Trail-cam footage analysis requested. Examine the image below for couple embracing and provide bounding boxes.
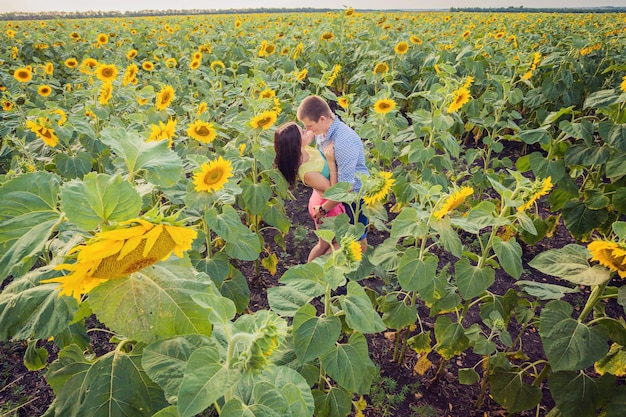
[274,95,369,262]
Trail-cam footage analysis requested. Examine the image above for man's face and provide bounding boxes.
[299,116,325,136]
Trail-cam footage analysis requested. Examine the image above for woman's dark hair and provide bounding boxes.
[274,122,302,188]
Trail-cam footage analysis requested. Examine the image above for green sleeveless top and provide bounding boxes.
[298,146,330,186]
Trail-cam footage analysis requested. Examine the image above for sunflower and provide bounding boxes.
[259,88,276,99]
[588,240,626,279]
[320,31,334,41]
[373,62,389,75]
[142,61,155,71]
[65,58,78,68]
[165,58,177,68]
[79,58,98,75]
[337,96,349,109]
[96,33,108,45]
[155,84,175,111]
[394,41,409,55]
[98,81,113,105]
[341,236,363,263]
[14,67,32,83]
[190,59,201,70]
[69,31,81,40]
[2,100,14,111]
[410,35,423,45]
[250,110,278,130]
[123,63,139,86]
[197,102,207,115]
[44,62,54,75]
[363,171,395,206]
[147,118,177,145]
[620,76,626,93]
[446,87,471,113]
[42,217,197,301]
[51,109,67,126]
[193,156,234,193]
[462,75,475,89]
[462,30,471,39]
[295,68,308,82]
[326,64,341,87]
[373,98,396,115]
[517,177,553,212]
[127,49,138,59]
[293,42,303,59]
[433,186,474,219]
[38,85,52,97]
[210,60,225,72]
[25,117,59,147]
[94,63,117,82]
[192,51,203,61]
[187,120,217,143]
[345,8,354,15]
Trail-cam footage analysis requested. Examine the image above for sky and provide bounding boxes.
[1,0,625,13]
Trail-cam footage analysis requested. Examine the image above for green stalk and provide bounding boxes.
[577,280,609,323]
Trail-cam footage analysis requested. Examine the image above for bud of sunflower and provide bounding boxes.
[231,311,287,372]
[340,235,363,266]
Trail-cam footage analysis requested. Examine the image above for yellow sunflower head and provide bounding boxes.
[41,217,197,301]
[394,41,409,55]
[210,60,225,72]
[155,85,175,111]
[38,85,52,97]
[446,87,471,113]
[620,76,626,93]
[127,49,138,59]
[14,67,32,83]
[193,156,234,193]
[320,32,334,41]
[187,120,217,144]
[65,58,78,68]
[337,96,349,109]
[25,117,59,147]
[588,240,626,279]
[296,68,308,82]
[96,63,118,82]
[250,110,278,130]
[374,98,396,115]
[433,186,474,219]
[373,62,389,75]
[363,171,395,206]
[96,33,108,45]
[341,235,363,263]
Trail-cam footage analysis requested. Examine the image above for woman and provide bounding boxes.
[274,121,345,262]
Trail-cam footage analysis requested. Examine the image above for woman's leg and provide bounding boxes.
[307,238,330,262]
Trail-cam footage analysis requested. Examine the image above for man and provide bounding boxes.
[296,95,369,250]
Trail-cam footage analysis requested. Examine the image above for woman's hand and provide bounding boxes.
[324,142,335,162]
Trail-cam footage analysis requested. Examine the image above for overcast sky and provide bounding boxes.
[1,0,625,13]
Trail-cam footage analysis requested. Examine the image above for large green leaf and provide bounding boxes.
[564,143,610,166]
[515,280,579,300]
[46,344,168,417]
[562,201,608,239]
[60,172,142,230]
[492,237,523,279]
[549,371,615,417]
[606,385,626,417]
[312,387,352,417]
[240,179,272,216]
[528,244,611,286]
[142,335,216,404]
[88,262,214,343]
[292,304,341,363]
[255,366,315,417]
[55,152,93,179]
[268,264,325,317]
[518,127,551,145]
[177,346,241,417]
[261,199,291,234]
[397,248,438,292]
[99,127,183,187]
[454,258,495,299]
[0,272,77,340]
[320,332,377,394]
[0,172,62,281]
[539,300,609,372]
[390,207,427,238]
[205,206,262,261]
[489,368,542,413]
[434,315,470,360]
[339,281,386,334]
[379,293,418,330]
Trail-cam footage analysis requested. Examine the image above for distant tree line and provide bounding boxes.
[2,6,626,21]
[0,7,335,21]
[451,6,626,13]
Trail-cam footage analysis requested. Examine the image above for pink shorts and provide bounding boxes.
[308,190,345,225]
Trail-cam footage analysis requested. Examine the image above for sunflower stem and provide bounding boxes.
[577,280,609,323]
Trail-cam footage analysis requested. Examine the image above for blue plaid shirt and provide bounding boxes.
[316,117,369,193]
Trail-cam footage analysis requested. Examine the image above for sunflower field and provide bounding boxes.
[1,9,626,417]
